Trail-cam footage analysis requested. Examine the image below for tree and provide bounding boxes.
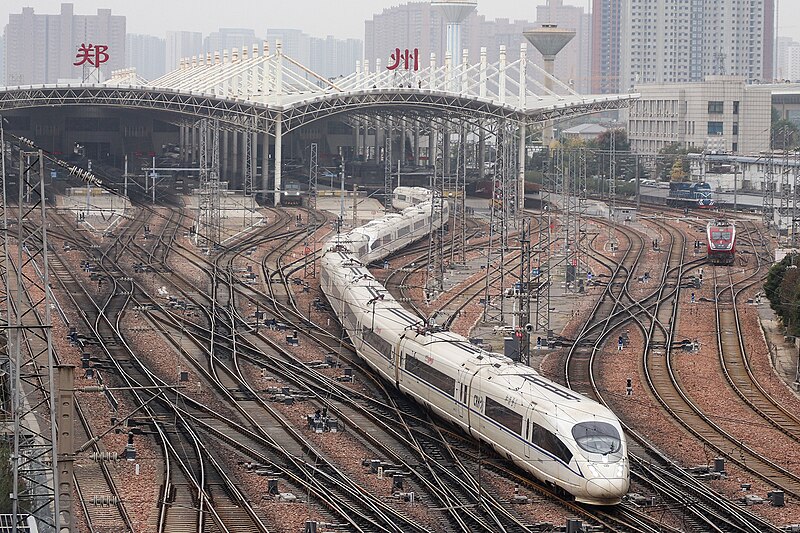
[765,255,800,336]
[670,158,687,181]
[585,129,636,180]
[771,106,800,150]
[657,143,691,182]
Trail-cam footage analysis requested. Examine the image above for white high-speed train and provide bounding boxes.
[392,186,433,210]
[320,188,629,505]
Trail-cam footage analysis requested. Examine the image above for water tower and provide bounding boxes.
[524,24,575,143]
[432,0,477,57]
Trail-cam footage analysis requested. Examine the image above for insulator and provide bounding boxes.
[91,495,120,506]
[90,451,119,462]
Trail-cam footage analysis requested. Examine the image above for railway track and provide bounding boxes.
[561,212,783,532]
[37,192,792,531]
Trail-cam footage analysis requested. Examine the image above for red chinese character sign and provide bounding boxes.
[387,48,419,71]
[74,43,109,82]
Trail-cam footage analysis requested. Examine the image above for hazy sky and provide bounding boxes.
[1,0,798,42]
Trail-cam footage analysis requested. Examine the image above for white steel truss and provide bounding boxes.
[0,42,636,136]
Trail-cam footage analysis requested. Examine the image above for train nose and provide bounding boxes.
[586,477,629,500]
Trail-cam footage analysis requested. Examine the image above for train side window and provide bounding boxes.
[532,423,573,464]
[405,355,456,395]
[485,396,522,434]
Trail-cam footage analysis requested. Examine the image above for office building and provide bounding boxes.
[627,77,772,155]
[5,3,125,85]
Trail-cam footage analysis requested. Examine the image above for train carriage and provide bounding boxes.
[706,220,735,265]
[393,186,432,210]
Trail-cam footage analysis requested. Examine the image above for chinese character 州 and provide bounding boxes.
[74,44,110,67]
[387,48,419,71]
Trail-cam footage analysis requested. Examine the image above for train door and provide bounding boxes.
[523,403,537,459]
[457,369,470,421]
[395,348,404,388]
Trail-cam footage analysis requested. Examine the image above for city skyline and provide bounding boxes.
[2,0,798,43]
[0,1,592,41]
[1,0,796,88]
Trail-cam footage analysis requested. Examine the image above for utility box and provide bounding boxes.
[504,336,519,361]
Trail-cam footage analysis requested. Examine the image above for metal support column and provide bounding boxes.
[222,130,229,179]
[535,144,552,339]
[517,218,532,365]
[5,139,62,532]
[425,124,446,301]
[56,366,75,533]
[414,120,421,166]
[261,131,269,198]
[483,122,510,323]
[763,154,775,231]
[518,124,526,212]
[274,113,283,206]
[231,129,239,181]
[780,150,791,244]
[196,119,222,247]
[384,120,393,212]
[450,123,467,265]
[608,132,617,248]
[244,128,253,196]
[305,143,318,278]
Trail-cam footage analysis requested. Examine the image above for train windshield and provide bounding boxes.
[571,421,621,454]
[711,231,731,240]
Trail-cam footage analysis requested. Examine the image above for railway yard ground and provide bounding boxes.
[23,187,800,532]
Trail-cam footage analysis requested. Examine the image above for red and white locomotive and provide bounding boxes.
[706,220,736,265]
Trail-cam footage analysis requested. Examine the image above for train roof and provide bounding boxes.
[707,219,734,228]
[393,186,431,196]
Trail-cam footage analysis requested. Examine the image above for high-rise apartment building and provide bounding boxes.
[5,3,125,85]
[365,2,442,69]
[126,34,166,81]
[620,0,775,91]
[591,0,622,94]
[165,30,203,71]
